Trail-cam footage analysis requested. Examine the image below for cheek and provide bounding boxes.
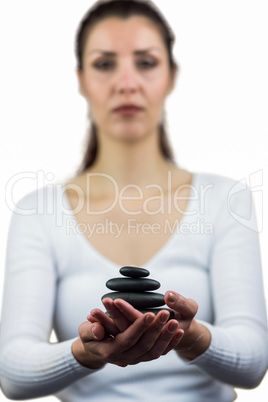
[88,86,104,105]
[146,75,170,107]
[85,89,107,121]
[83,75,107,103]
[149,85,169,113]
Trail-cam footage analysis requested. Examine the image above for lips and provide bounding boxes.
[113,104,143,112]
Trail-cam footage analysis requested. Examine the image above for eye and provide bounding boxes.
[137,58,158,69]
[93,60,114,70]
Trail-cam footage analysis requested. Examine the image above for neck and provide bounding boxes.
[87,130,174,189]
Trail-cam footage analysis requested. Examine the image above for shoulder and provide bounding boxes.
[193,171,251,201]
[192,171,254,222]
[11,184,65,216]
[193,171,239,190]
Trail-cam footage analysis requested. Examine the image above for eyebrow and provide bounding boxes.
[87,47,160,57]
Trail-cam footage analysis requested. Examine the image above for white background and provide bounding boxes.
[0,1,267,400]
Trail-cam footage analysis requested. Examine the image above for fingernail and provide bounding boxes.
[176,330,184,341]
[160,312,169,324]
[89,309,97,317]
[168,292,176,304]
[168,321,178,333]
[92,327,98,340]
[114,301,124,312]
[145,314,154,325]
[103,300,112,311]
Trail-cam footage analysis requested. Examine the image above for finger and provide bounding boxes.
[95,313,156,367]
[115,313,155,353]
[129,321,183,365]
[89,309,120,336]
[120,310,171,363]
[78,321,106,343]
[162,329,184,355]
[114,299,143,322]
[148,319,180,356]
[87,314,98,323]
[102,298,138,332]
[128,316,176,363]
[164,291,198,320]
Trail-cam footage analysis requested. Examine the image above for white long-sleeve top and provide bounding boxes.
[0,172,267,401]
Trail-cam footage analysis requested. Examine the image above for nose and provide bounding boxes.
[115,62,139,94]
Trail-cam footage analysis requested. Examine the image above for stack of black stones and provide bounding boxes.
[102,266,174,319]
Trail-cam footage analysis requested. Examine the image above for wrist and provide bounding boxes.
[72,337,106,370]
[180,324,205,352]
[176,319,200,347]
[175,321,211,360]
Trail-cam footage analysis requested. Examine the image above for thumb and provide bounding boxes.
[164,291,198,320]
[91,322,106,340]
[79,321,106,343]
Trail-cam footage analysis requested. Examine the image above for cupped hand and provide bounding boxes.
[89,291,198,337]
[96,291,200,350]
[74,298,184,369]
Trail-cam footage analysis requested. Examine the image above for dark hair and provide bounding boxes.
[75,0,178,174]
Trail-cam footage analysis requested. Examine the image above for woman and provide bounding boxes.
[0,1,267,401]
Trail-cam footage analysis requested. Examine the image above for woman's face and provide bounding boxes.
[77,16,176,143]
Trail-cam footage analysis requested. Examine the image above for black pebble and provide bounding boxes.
[101,291,165,308]
[106,278,160,292]
[120,266,149,278]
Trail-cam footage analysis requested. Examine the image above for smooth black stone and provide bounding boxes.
[120,266,149,278]
[138,308,175,320]
[106,278,160,292]
[101,292,165,308]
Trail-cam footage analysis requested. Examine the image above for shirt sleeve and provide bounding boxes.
[0,191,99,399]
[188,179,268,388]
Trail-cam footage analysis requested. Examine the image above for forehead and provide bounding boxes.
[84,16,166,54]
